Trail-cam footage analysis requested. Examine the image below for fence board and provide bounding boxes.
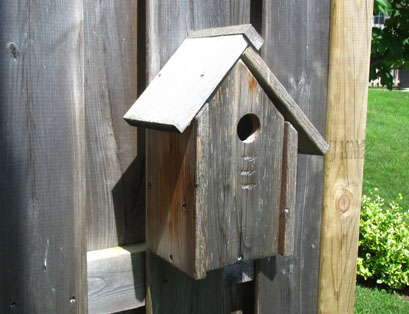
[0,1,87,313]
[145,1,252,313]
[255,1,330,313]
[84,0,145,251]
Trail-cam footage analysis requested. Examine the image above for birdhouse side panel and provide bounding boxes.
[146,126,198,277]
[198,60,285,271]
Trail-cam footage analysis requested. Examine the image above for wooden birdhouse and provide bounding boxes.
[124,25,328,280]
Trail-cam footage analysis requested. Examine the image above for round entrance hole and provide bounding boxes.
[237,113,260,143]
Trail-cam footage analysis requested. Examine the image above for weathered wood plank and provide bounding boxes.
[146,124,199,278]
[255,1,331,313]
[204,60,284,271]
[87,244,145,314]
[188,24,264,50]
[124,35,248,133]
[0,1,87,313]
[278,122,298,256]
[318,1,373,313]
[146,252,254,314]
[241,48,328,156]
[145,1,252,313]
[231,0,251,25]
[84,0,144,251]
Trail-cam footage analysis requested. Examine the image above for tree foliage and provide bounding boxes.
[371,0,409,89]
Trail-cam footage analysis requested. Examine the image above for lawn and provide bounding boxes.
[363,89,409,209]
[354,285,409,313]
[354,88,409,312]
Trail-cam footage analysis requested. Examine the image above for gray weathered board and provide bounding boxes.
[84,0,145,251]
[255,1,330,313]
[145,0,254,313]
[147,252,254,314]
[0,1,87,313]
[87,244,146,314]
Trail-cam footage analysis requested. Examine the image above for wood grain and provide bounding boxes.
[146,125,198,278]
[318,1,373,313]
[278,122,298,256]
[84,0,145,251]
[255,1,331,313]
[0,1,87,312]
[87,244,145,314]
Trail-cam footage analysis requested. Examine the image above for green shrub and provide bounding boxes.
[357,190,409,289]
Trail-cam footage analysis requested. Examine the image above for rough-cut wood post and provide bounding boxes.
[318,1,374,313]
[0,1,87,313]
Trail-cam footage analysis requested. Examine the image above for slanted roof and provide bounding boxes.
[123,33,252,133]
[124,25,328,155]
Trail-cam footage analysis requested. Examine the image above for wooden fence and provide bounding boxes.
[0,1,372,313]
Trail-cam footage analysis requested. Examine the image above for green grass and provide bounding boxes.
[354,285,409,313]
[363,89,409,209]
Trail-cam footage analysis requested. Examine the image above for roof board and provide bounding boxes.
[124,35,248,132]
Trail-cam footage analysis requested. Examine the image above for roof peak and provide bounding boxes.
[188,24,263,51]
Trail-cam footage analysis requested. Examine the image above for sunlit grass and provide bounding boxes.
[363,89,409,209]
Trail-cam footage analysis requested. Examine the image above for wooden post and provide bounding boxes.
[318,0,374,313]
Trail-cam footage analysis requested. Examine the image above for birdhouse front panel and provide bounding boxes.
[200,60,285,272]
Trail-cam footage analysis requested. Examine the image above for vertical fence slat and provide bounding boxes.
[84,0,144,251]
[318,1,373,312]
[0,1,87,312]
[255,1,330,313]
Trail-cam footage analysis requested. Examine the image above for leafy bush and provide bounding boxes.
[357,190,409,289]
